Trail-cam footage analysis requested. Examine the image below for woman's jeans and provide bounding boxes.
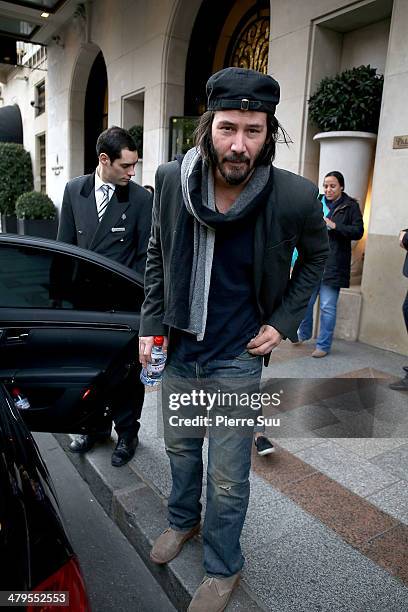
[161,350,263,578]
[298,283,340,352]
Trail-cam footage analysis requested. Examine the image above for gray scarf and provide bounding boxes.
[180,147,270,340]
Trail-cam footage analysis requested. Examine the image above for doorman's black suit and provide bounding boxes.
[58,173,153,439]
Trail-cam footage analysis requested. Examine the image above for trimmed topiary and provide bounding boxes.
[308,65,384,133]
[128,125,143,156]
[16,191,57,220]
[0,143,34,215]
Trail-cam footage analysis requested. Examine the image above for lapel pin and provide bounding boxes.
[122,213,126,220]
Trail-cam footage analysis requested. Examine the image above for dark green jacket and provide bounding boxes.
[140,161,329,352]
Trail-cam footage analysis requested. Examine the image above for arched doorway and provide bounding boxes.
[168,0,270,159]
[84,52,108,174]
[184,0,270,115]
[68,44,107,178]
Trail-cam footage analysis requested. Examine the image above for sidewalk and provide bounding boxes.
[57,339,408,612]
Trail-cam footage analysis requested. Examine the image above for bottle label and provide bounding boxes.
[148,362,165,375]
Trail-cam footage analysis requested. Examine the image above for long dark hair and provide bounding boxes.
[194,111,291,166]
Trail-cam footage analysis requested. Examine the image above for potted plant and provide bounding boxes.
[128,124,144,183]
[16,191,58,239]
[308,64,384,209]
[0,143,34,233]
[128,125,143,156]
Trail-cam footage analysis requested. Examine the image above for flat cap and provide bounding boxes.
[206,67,280,115]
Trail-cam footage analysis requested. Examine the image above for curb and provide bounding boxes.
[55,434,266,612]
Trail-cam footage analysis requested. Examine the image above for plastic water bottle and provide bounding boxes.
[11,387,31,410]
[140,336,167,386]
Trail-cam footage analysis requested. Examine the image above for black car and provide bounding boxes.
[0,383,89,609]
[0,234,145,607]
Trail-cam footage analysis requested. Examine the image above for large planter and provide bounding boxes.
[17,218,58,239]
[314,131,377,287]
[313,131,377,213]
[133,159,143,185]
[1,214,18,233]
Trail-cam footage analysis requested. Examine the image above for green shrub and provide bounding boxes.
[308,65,384,133]
[128,125,143,156]
[16,191,56,220]
[0,143,34,215]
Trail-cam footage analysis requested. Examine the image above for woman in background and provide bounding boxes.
[297,170,364,357]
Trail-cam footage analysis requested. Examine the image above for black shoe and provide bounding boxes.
[389,377,408,391]
[254,436,275,456]
[111,436,138,467]
[69,434,105,454]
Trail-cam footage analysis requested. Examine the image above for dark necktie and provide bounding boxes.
[98,184,111,221]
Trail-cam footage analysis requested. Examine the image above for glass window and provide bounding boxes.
[168,116,199,160]
[0,16,37,38]
[35,81,45,117]
[37,134,46,193]
[0,244,144,313]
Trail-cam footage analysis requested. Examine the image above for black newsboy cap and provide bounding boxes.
[206,67,280,115]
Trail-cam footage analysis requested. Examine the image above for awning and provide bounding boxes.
[0,104,23,144]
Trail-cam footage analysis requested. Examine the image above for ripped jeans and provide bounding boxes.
[161,350,263,577]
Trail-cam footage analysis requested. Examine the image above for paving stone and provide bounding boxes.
[132,391,172,498]
[281,472,398,547]
[367,481,408,525]
[271,437,325,453]
[333,438,408,459]
[251,443,317,489]
[243,521,408,612]
[242,472,317,551]
[369,443,408,480]
[55,433,145,514]
[295,440,400,497]
[361,523,408,584]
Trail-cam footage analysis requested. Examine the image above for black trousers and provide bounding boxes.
[403,290,408,333]
[109,363,145,440]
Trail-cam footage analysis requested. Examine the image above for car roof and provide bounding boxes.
[0,234,144,287]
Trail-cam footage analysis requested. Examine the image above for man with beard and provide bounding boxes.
[139,67,329,611]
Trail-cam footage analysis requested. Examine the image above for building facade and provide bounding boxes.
[1,0,407,355]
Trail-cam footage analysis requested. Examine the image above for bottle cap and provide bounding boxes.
[153,336,164,346]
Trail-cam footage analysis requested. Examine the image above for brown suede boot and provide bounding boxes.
[150,525,200,564]
[312,348,328,358]
[187,573,240,612]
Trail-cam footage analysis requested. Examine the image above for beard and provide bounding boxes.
[209,141,256,185]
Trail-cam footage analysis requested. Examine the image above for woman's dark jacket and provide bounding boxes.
[322,193,364,288]
[403,229,408,278]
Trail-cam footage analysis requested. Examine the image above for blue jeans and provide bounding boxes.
[161,350,263,577]
[298,283,340,352]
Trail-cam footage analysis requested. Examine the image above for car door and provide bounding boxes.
[0,234,145,434]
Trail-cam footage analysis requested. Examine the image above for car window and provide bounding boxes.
[0,244,144,312]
